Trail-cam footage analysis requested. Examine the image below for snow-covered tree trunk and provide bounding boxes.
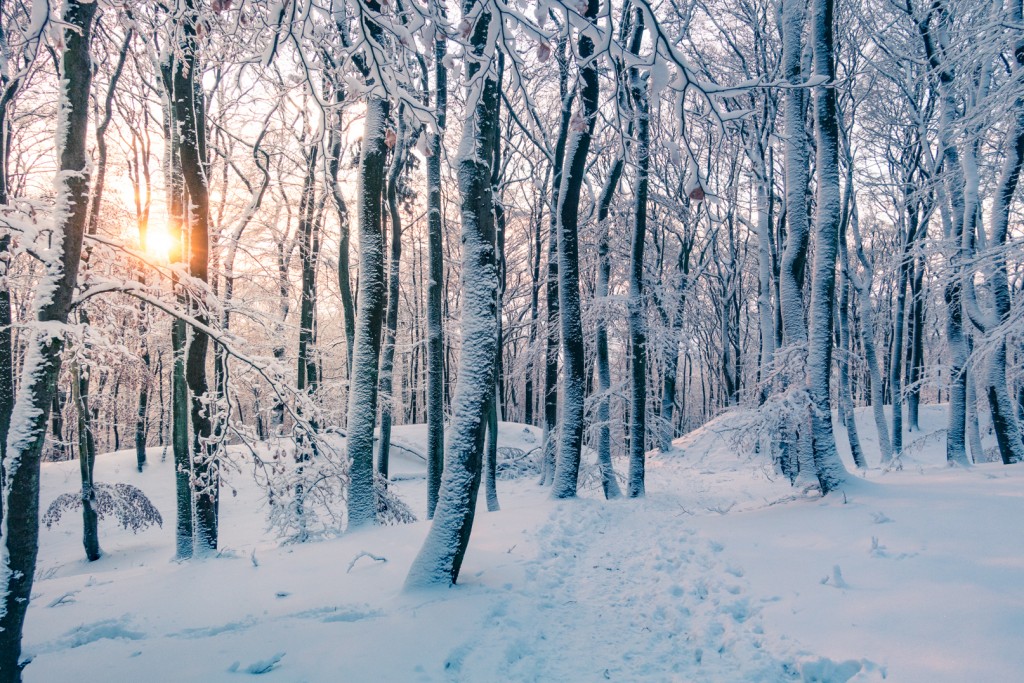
[626,41,651,498]
[345,92,389,528]
[377,116,408,480]
[552,0,600,499]
[920,5,969,467]
[405,0,498,587]
[806,0,846,493]
[838,275,865,468]
[424,15,448,519]
[778,0,816,485]
[753,155,776,397]
[907,253,926,431]
[837,175,866,469]
[540,32,571,487]
[779,0,810,349]
[889,204,920,458]
[0,0,97,676]
[969,2,1024,464]
[172,0,217,552]
[595,155,624,497]
[485,55,507,513]
[658,241,691,453]
[966,352,983,463]
[297,144,321,396]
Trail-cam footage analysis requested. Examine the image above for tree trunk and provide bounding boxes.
[552,0,600,499]
[406,1,498,587]
[626,39,651,498]
[71,359,101,561]
[346,92,389,528]
[594,154,624,497]
[378,116,408,480]
[424,18,448,518]
[919,5,969,466]
[907,252,925,431]
[172,3,217,552]
[806,0,846,493]
[540,32,571,487]
[0,1,97,676]
[779,0,816,485]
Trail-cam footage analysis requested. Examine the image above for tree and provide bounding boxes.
[406,0,499,588]
[551,0,601,499]
[0,0,98,676]
[805,0,847,492]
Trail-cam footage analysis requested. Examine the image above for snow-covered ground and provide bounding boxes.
[23,409,1024,682]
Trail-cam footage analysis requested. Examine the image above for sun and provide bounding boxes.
[143,223,174,262]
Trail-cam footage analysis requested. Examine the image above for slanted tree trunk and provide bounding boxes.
[0,1,97,676]
[806,0,847,492]
[405,0,498,587]
[424,14,448,518]
[552,0,600,499]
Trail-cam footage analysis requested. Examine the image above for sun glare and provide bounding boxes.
[144,224,174,262]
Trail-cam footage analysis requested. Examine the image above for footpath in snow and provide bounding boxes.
[22,410,1024,682]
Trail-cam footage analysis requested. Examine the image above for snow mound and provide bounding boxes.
[649,408,798,513]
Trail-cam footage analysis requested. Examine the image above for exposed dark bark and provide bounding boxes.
[626,11,650,498]
[377,116,408,480]
[0,1,97,676]
[346,88,390,527]
[172,0,217,552]
[71,359,101,561]
[405,0,498,587]
[424,19,448,519]
[595,156,624,498]
[552,0,600,499]
[540,30,571,487]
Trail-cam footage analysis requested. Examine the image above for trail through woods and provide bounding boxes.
[20,412,1024,682]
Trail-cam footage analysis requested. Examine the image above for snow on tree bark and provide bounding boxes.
[627,31,651,498]
[405,0,498,588]
[540,32,571,487]
[346,93,389,529]
[425,14,448,519]
[552,0,600,499]
[0,0,97,677]
[172,0,217,552]
[806,0,846,493]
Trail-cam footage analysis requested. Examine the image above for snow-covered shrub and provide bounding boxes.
[261,436,416,543]
[495,446,542,480]
[374,476,417,525]
[43,483,163,533]
[725,386,814,481]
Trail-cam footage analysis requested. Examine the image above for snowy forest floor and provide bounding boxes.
[23,407,1024,682]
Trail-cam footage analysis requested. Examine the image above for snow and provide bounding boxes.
[22,408,1024,681]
